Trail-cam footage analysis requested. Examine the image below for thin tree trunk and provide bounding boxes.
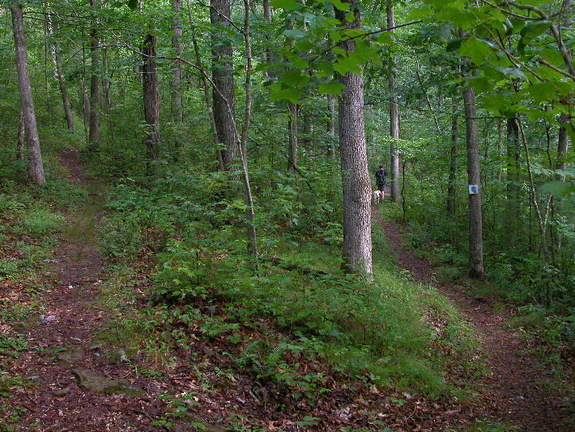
[211,0,237,171]
[262,0,273,72]
[327,94,336,157]
[88,0,100,151]
[172,0,184,123]
[336,0,372,275]
[303,110,313,152]
[189,16,220,168]
[17,109,25,160]
[102,48,111,115]
[447,111,458,218]
[463,86,484,279]
[11,1,45,186]
[142,34,161,165]
[46,10,75,131]
[287,102,298,172]
[240,0,258,263]
[505,114,521,239]
[387,2,400,202]
[557,115,570,181]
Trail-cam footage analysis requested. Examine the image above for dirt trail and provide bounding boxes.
[6,151,169,431]
[373,209,571,432]
[3,151,572,431]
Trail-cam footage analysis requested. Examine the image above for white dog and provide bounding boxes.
[372,190,384,204]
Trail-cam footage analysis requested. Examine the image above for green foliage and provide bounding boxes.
[20,209,65,236]
[0,335,28,358]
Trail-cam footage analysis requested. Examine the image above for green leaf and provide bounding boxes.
[325,0,350,11]
[375,32,393,45]
[270,0,301,10]
[492,66,527,80]
[270,85,302,103]
[280,69,310,87]
[460,37,496,65]
[405,5,432,21]
[446,37,466,52]
[539,181,575,197]
[334,55,362,75]
[127,0,138,9]
[318,80,346,95]
[284,29,307,38]
[520,20,551,40]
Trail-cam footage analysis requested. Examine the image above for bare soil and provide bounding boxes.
[1,153,573,431]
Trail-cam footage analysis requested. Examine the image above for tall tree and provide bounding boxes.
[287,102,298,172]
[171,0,184,123]
[46,8,75,131]
[463,85,484,279]
[387,1,400,202]
[327,94,336,157]
[11,1,45,186]
[88,0,101,151]
[142,34,160,164]
[211,0,238,171]
[336,0,372,274]
[239,0,258,262]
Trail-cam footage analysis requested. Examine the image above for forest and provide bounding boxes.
[1,0,574,431]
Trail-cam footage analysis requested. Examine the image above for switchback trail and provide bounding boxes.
[373,207,572,432]
[2,150,571,431]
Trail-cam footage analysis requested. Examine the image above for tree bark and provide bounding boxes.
[557,115,570,181]
[303,110,313,152]
[88,0,100,151]
[506,114,521,210]
[211,0,238,171]
[463,86,484,279]
[327,94,336,157]
[11,1,45,186]
[239,0,259,263]
[172,0,184,123]
[142,34,161,164]
[17,109,25,160]
[387,2,401,202]
[46,10,75,131]
[287,103,298,172]
[336,0,372,275]
[447,110,458,218]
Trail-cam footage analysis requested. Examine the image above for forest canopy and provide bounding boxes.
[1,0,574,340]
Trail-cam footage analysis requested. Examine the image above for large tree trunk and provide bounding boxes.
[336,0,372,275]
[387,2,401,202]
[142,34,160,164]
[88,0,100,151]
[11,2,45,186]
[211,0,238,171]
[463,86,484,279]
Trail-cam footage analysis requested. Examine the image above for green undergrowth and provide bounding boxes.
[0,175,86,282]
[97,171,482,402]
[0,156,89,431]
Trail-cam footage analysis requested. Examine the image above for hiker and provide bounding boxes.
[375,165,387,192]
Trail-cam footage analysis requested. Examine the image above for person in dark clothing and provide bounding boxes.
[375,165,387,192]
